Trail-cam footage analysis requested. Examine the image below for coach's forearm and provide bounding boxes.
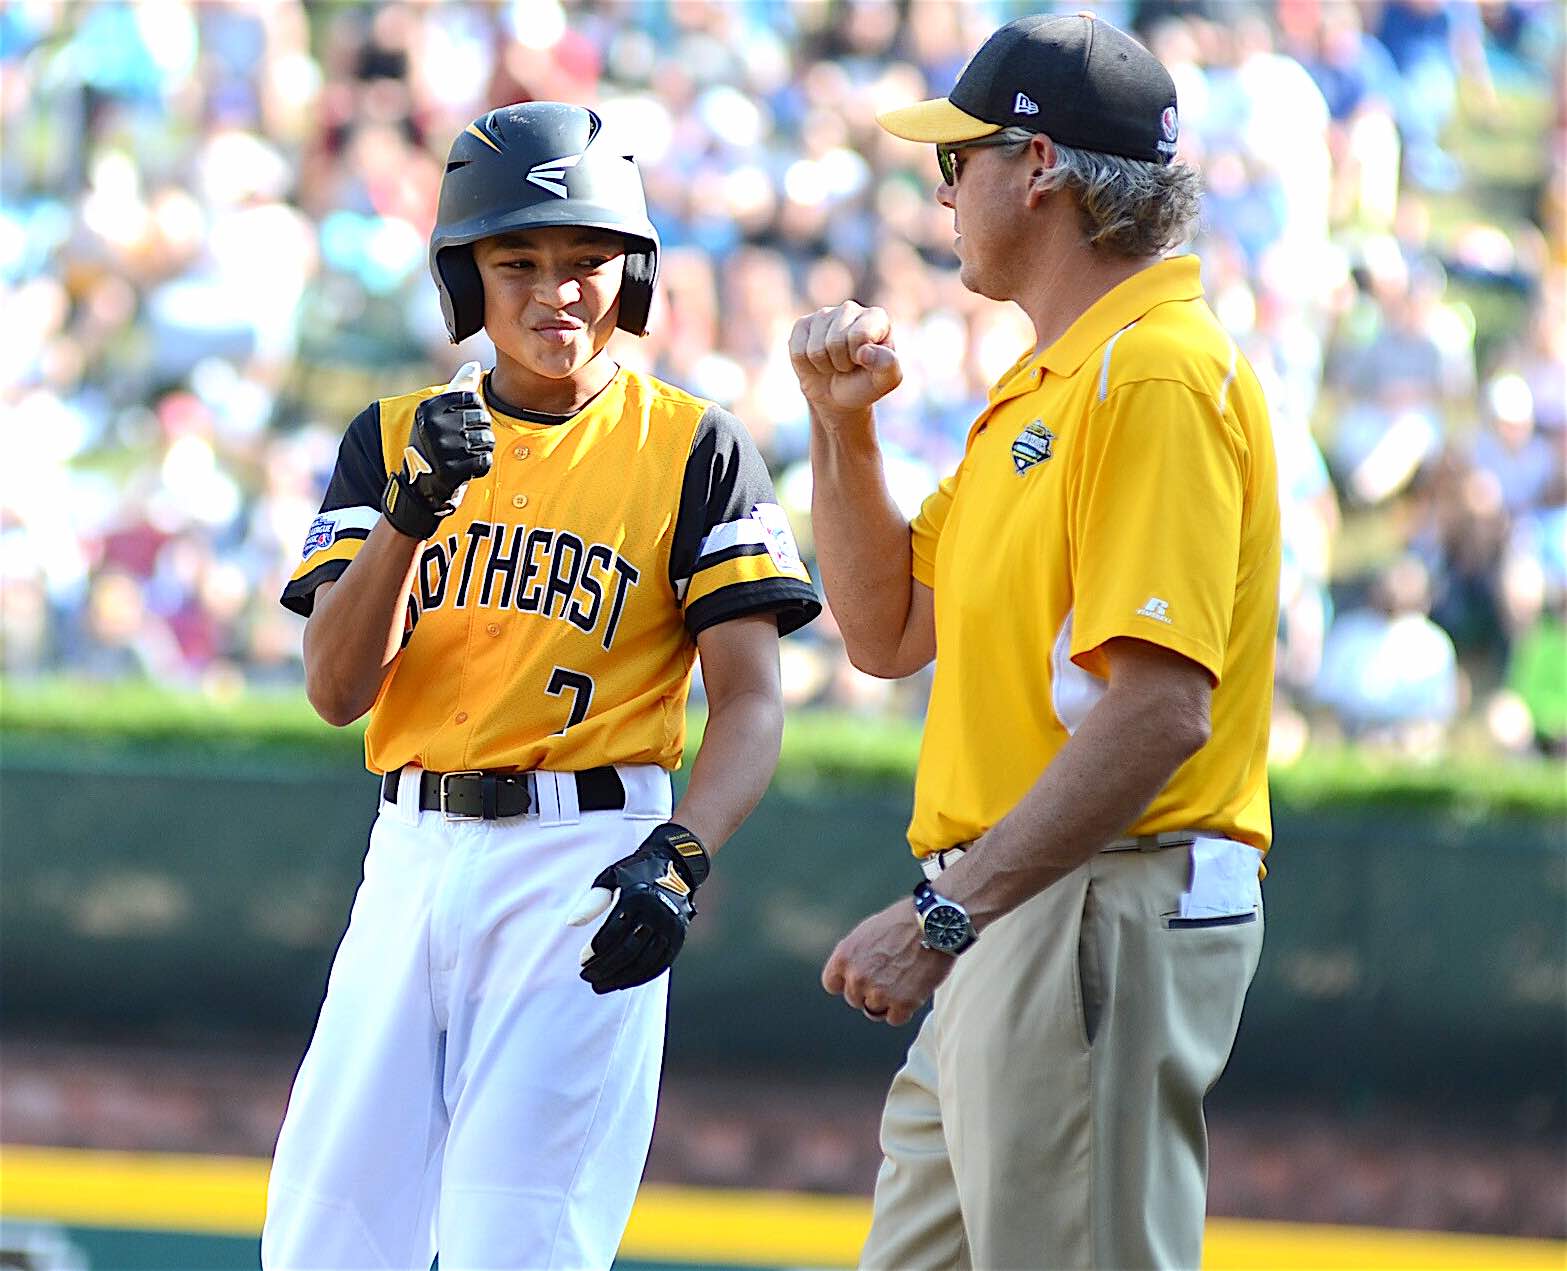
[809,409,917,675]
[935,687,1207,930]
[672,688,783,854]
[302,520,422,726]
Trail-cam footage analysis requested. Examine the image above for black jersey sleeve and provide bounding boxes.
[280,402,386,618]
[668,405,821,638]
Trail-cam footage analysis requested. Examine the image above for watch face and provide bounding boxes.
[921,903,972,953]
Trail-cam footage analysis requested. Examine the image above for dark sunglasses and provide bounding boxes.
[937,134,1020,186]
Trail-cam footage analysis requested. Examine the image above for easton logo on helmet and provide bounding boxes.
[526,153,583,197]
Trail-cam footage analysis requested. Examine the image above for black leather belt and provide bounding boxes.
[381,766,625,820]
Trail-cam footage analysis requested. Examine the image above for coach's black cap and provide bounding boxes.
[877,13,1179,165]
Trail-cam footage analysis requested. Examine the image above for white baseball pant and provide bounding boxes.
[263,764,674,1270]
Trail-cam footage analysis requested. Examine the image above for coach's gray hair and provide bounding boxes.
[992,127,1202,258]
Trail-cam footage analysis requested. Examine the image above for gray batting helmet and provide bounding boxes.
[429,102,661,343]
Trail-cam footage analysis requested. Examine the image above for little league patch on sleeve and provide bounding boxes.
[302,515,336,559]
[300,506,380,559]
[752,502,802,572]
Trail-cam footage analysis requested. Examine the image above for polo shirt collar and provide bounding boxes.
[1037,254,1204,379]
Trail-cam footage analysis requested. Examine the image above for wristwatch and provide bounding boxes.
[912,880,978,956]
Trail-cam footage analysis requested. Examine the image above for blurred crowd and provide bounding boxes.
[2,0,1563,759]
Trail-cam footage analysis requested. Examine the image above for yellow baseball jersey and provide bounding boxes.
[908,255,1280,856]
[283,367,820,774]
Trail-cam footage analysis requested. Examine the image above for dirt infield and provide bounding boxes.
[1,1038,1561,1240]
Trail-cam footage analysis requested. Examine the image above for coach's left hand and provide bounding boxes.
[823,899,954,1026]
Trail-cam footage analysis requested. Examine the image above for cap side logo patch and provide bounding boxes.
[1014,92,1039,116]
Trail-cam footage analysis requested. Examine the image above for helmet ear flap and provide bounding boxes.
[616,247,659,336]
[438,239,659,341]
[435,245,485,344]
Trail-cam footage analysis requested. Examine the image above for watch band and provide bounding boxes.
[912,879,942,919]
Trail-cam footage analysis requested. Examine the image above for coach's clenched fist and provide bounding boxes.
[788,302,904,418]
[381,360,495,540]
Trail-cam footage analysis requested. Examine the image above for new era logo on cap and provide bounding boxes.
[1014,92,1039,116]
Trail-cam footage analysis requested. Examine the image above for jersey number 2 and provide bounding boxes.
[546,667,595,735]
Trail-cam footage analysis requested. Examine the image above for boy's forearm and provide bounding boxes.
[671,688,785,853]
[302,520,421,726]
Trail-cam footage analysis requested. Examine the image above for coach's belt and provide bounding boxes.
[381,767,626,821]
[920,831,1199,880]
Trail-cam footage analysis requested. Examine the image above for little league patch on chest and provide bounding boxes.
[1012,420,1055,474]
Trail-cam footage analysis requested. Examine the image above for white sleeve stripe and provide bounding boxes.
[1217,339,1238,417]
[322,506,382,534]
[697,519,768,557]
[1098,323,1137,402]
[301,505,381,559]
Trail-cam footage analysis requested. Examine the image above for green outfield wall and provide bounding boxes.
[2,730,1562,1114]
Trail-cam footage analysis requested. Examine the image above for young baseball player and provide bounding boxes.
[264,102,819,1270]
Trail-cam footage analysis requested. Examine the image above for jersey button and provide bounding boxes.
[513,445,530,460]
[512,493,528,508]
[455,711,469,724]
[485,623,500,637]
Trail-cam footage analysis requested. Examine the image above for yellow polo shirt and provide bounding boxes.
[907,255,1280,856]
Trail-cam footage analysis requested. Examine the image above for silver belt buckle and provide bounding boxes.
[439,770,484,821]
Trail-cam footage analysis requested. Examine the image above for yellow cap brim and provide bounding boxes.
[875,98,1001,143]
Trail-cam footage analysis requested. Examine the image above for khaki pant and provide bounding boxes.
[860,844,1263,1271]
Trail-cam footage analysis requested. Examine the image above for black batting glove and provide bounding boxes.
[567,823,711,994]
[381,361,495,540]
